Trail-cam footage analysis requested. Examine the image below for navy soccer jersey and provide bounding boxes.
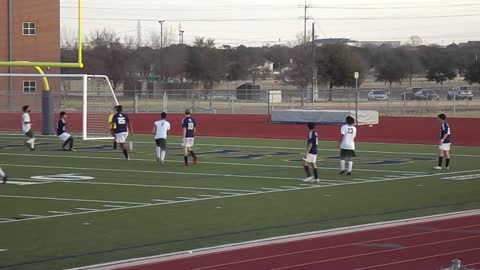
[57,119,66,136]
[307,130,318,155]
[440,121,451,144]
[112,113,129,133]
[182,116,196,138]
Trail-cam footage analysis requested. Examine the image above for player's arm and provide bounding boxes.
[182,120,187,138]
[128,118,134,135]
[306,142,312,156]
[152,124,157,135]
[440,125,449,143]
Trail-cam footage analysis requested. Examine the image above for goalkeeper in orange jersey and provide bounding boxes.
[108,106,118,149]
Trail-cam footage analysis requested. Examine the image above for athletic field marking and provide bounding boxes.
[0,218,14,221]
[9,178,257,193]
[19,214,44,218]
[350,248,480,270]
[0,249,7,252]
[47,211,72,214]
[467,261,480,267]
[76,208,99,211]
[152,199,173,202]
[0,152,430,174]
[103,205,126,209]
[1,167,478,225]
[0,195,148,205]
[442,174,480,181]
[67,210,480,270]
[280,186,301,189]
[271,235,480,270]
[176,197,197,200]
[197,195,219,198]
[4,180,49,186]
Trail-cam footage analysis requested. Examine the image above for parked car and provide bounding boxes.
[447,86,473,100]
[367,89,389,101]
[414,89,440,100]
[401,87,423,100]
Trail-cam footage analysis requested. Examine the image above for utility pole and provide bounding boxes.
[298,1,312,45]
[136,19,142,48]
[158,20,165,48]
[179,30,184,45]
[312,22,317,104]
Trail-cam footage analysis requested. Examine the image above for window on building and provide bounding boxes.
[22,22,36,36]
[23,81,36,94]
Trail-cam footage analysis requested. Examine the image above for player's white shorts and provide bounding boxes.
[182,137,195,147]
[57,133,71,142]
[115,132,129,143]
[303,153,317,163]
[439,143,451,151]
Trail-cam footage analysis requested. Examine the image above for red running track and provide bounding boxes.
[110,214,480,270]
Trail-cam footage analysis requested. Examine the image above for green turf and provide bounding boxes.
[0,134,479,270]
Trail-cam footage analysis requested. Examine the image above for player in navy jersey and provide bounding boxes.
[57,111,75,151]
[182,109,197,166]
[303,123,319,182]
[434,113,451,170]
[111,105,133,160]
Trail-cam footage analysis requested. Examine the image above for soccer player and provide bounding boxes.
[303,123,319,182]
[434,113,451,170]
[111,105,133,160]
[153,112,171,164]
[0,167,7,184]
[21,105,35,150]
[182,109,197,166]
[57,111,75,151]
[108,106,118,150]
[339,116,357,176]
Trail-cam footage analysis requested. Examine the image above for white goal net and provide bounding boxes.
[0,73,119,140]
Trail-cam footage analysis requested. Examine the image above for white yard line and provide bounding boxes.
[9,177,258,193]
[76,208,99,211]
[19,214,44,218]
[47,211,72,214]
[176,197,198,200]
[0,195,148,205]
[0,152,435,174]
[0,167,478,225]
[103,205,126,209]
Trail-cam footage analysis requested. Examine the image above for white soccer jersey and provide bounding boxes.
[154,120,171,139]
[22,113,31,133]
[340,124,357,150]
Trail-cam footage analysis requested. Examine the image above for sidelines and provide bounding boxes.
[0,152,429,174]
[0,164,477,225]
[67,209,480,270]
[0,195,149,205]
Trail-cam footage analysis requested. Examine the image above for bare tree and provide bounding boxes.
[60,26,78,49]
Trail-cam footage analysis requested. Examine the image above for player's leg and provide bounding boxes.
[347,156,354,175]
[302,156,313,182]
[117,133,129,159]
[25,130,35,150]
[67,136,75,151]
[188,138,197,164]
[155,139,162,162]
[445,150,451,169]
[0,167,7,184]
[183,139,189,166]
[339,149,346,174]
[434,147,444,169]
[160,139,167,164]
[311,157,319,181]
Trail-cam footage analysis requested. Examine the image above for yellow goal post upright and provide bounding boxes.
[0,0,84,135]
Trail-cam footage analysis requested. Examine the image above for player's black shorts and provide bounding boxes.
[24,130,34,138]
[340,149,356,158]
[155,138,167,149]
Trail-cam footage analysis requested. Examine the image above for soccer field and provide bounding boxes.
[0,134,479,270]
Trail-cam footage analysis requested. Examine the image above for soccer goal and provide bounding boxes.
[0,73,119,140]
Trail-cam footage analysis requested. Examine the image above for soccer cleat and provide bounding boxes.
[445,166,450,170]
[433,166,442,170]
[193,159,198,165]
[302,176,314,182]
[314,179,321,183]
[347,172,352,176]
[2,175,7,184]
[339,170,346,175]
[69,148,77,152]
[184,163,189,167]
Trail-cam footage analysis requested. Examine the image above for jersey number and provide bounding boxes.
[347,128,354,134]
[117,117,126,125]
[187,123,194,130]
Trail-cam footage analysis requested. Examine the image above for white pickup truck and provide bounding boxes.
[447,86,474,100]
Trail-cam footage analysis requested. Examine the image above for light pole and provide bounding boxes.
[158,20,165,48]
[179,30,184,45]
[354,72,359,126]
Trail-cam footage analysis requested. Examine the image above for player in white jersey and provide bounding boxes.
[21,105,35,150]
[338,116,357,176]
[153,112,171,164]
[0,167,7,184]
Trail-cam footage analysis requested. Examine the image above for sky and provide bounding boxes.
[60,0,480,47]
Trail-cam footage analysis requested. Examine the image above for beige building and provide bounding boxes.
[0,0,60,111]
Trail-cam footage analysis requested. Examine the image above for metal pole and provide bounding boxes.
[158,20,165,48]
[355,78,359,126]
[7,0,13,111]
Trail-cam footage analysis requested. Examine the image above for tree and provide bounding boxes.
[226,63,247,81]
[464,62,480,84]
[426,63,456,86]
[316,44,367,101]
[375,49,409,87]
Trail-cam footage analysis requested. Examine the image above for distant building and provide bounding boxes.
[313,38,361,47]
[0,0,60,111]
[360,41,402,48]
[459,41,480,47]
